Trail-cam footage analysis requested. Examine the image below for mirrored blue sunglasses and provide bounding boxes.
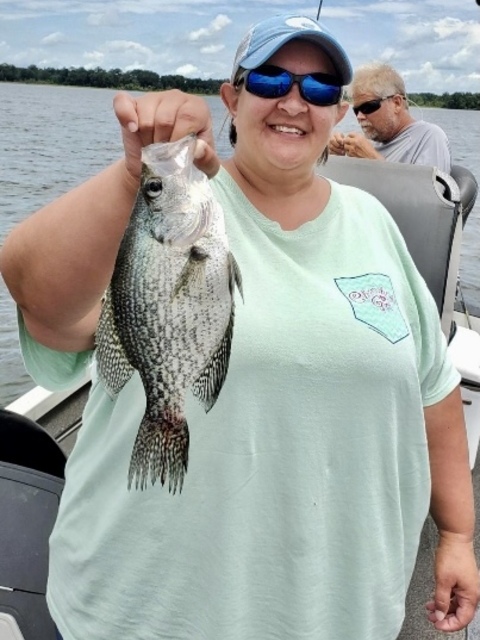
[236,65,342,107]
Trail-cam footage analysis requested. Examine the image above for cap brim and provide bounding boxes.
[240,30,352,85]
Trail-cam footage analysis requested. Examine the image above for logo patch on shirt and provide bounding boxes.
[335,273,410,344]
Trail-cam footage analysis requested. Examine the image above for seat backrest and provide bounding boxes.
[320,156,462,338]
[450,164,478,226]
[0,408,66,478]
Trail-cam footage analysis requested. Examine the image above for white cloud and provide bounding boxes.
[176,63,197,76]
[87,8,121,27]
[446,47,474,68]
[104,40,153,57]
[434,17,471,40]
[40,31,66,45]
[357,1,418,15]
[188,13,232,42]
[200,44,224,55]
[83,50,104,65]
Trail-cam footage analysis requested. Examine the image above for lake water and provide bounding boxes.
[0,82,479,407]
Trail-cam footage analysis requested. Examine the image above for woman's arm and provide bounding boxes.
[0,90,219,353]
[0,159,139,352]
[424,385,480,631]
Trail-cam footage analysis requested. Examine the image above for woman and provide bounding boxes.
[0,13,478,640]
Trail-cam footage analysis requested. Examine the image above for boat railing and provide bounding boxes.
[5,370,91,422]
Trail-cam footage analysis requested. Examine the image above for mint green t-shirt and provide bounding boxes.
[19,170,460,640]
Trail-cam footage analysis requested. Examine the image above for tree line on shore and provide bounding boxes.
[0,63,223,95]
[1,63,479,110]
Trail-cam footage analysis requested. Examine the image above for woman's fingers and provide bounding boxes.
[112,90,219,180]
[194,139,221,179]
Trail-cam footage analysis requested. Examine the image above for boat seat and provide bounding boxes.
[450,164,478,226]
[321,156,463,338]
[0,409,66,479]
[0,409,65,640]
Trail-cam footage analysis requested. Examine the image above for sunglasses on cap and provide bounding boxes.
[352,95,399,116]
[236,65,342,107]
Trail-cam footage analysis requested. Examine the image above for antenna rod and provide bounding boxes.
[316,0,324,20]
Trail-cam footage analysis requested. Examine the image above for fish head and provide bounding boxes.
[140,135,215,248]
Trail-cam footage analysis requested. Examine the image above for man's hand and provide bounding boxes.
[342,132,383,160]
[328,131,346,156]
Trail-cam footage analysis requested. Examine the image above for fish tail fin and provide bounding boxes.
[128,412,189,494]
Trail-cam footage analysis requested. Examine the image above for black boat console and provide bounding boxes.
[0,409,66,640]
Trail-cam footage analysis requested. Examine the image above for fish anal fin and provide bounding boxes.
[229,252,244,301]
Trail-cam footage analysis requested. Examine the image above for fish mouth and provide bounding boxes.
[270,124,306,136]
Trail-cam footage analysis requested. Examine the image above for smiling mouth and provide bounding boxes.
[270,124,305,136]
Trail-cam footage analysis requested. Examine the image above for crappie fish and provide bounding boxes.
[95,134,243,494]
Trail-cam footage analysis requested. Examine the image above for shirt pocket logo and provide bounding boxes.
[335,273,410,344]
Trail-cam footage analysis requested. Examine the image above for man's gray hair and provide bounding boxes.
[346,62,407,103]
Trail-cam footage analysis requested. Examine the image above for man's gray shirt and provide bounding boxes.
[374,121,451,173]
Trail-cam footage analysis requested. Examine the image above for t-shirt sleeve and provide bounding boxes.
[18,308,93,392]
[381,213,460,406]
[414,289,460,406]
[413,127,451,174]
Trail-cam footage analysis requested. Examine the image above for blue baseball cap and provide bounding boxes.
[231,14,352,86]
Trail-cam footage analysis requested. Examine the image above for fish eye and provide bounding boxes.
[144,178,163,199]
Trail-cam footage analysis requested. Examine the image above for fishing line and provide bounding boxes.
[405,96,424,121]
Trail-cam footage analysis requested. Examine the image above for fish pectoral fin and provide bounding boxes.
[229,251,244,301]
[191,306,235,413]
[171,245,209,300]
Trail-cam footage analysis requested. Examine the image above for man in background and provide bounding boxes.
[329,62,451,173]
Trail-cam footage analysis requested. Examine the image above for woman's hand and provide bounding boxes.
[113,90,220,182]
[425,533,480,632]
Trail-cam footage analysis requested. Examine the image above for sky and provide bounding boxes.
[0,0,479,94]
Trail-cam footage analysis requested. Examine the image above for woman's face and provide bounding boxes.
[222,39,348,173]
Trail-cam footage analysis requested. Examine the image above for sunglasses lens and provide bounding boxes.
[354,99,382,116]
[245,66,341,106]
[246,68,292,99]
[302,75,341,106]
